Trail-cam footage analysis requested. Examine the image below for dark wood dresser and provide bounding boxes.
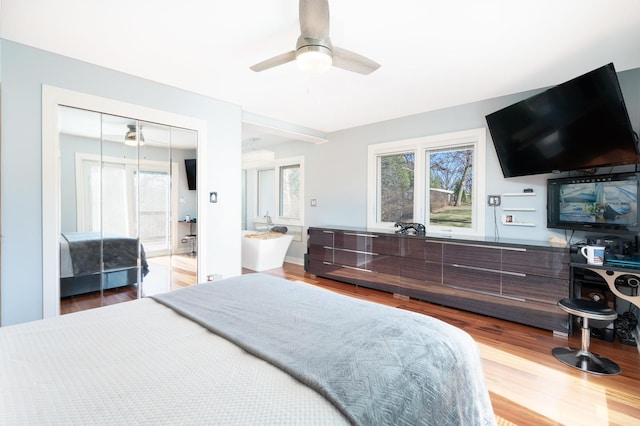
[307,226,570,334]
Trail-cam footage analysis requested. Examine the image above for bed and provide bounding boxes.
[0,273,496,425]
[59,232,149,297]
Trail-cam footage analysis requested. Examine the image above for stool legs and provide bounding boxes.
[552,317,621,375]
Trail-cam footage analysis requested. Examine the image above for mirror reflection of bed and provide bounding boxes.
[58,107,199,314]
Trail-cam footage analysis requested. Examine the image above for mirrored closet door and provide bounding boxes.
[58,107,198,314]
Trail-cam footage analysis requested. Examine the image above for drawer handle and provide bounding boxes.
[452,264,526,277]
[452,264,501,274]
[443,242,526,252]
[334,247,378,256]
[502,270,526,278]
[344,232,378,238]
[342,265,373,273]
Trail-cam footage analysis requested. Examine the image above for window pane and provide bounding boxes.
[100,162,129,235]
[428,146,473,228]
[258,169,276,217]
[379,153,414,222]
[84,160,101,232]
[138,170,170,250]
[280,164,300,218]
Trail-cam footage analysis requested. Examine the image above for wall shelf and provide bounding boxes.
[502,192,536,197]
[502,207,536,212]
[500,191,537,226]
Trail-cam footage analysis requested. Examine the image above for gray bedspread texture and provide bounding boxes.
[63,232,149,277]
[150,273,496,426]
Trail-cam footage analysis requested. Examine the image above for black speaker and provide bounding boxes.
[590,326,615,342]
[576,283,616,338]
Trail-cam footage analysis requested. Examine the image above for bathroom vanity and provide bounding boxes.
[307,226,570,334]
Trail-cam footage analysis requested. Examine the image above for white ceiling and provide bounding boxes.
[2,0,640,148]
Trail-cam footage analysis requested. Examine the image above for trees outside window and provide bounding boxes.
[368,128,486,236]
[379,153,415,223]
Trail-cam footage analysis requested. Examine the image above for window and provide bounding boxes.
[428,145,474,229]
[279,164,301,218]
[136,170,171,251]
[368,128,486,236]
[378,152,415,223]
[257,168,276,218]
[76,153,176,252]
[79,157,131,235]
[256,157,304,225]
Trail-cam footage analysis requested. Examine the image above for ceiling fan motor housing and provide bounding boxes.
[295,36,333,58]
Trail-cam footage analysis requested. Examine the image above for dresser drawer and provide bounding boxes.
[502,248,569,279]
[442,242,502,271]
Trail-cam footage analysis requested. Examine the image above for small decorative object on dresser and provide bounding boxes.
[394,221,426,236]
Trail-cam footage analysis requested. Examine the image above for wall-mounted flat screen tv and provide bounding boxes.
[185,159,196,190]
[547,172,640,234]
[486,63,639,178]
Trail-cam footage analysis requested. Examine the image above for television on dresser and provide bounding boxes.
[486,63,639,178]
[547,172,640,234]
[185,159,196,190]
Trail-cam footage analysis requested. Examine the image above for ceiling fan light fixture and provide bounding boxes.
[296,45,332,74]
[124,125,145,146]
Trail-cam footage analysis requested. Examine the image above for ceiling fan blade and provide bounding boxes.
[299,0,330,39]
[332,46,380,75]
[250,51,296,72]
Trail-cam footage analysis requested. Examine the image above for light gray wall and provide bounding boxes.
[1,40,242,326]
[271,68,640,263]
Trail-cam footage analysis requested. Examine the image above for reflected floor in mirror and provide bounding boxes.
[60,254,197,315]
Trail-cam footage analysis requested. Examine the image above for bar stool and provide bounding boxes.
[184,234,197,256]
[552,298,621,375]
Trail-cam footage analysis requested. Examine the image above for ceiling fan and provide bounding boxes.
[124,124,145,146]
[250,0,380,75]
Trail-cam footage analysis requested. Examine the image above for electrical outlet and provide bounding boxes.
[487,195,501,206]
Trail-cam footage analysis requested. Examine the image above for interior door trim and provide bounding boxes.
[42,85,207,318]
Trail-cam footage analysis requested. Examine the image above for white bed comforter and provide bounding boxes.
[0,298,348,425]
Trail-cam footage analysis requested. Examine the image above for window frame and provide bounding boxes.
[254,156,305,227]
[367,128,487,237]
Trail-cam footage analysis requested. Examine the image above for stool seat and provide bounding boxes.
[557,298,618,321]
[552,298,620,375]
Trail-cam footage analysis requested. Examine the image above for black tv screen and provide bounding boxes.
[486,63,639,178]
[185,159,196,190]
[547,172,640,234]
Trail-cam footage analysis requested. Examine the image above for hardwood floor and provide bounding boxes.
[60,254,197,315]
[62,261,640,424]
[262,263,640,426]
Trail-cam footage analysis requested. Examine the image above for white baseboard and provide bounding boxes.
[284,256,304,266]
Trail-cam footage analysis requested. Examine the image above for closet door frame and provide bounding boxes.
[42,85,207,318]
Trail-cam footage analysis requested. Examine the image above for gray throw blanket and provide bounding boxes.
[63,232,149,277]
[150,274,496,426]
